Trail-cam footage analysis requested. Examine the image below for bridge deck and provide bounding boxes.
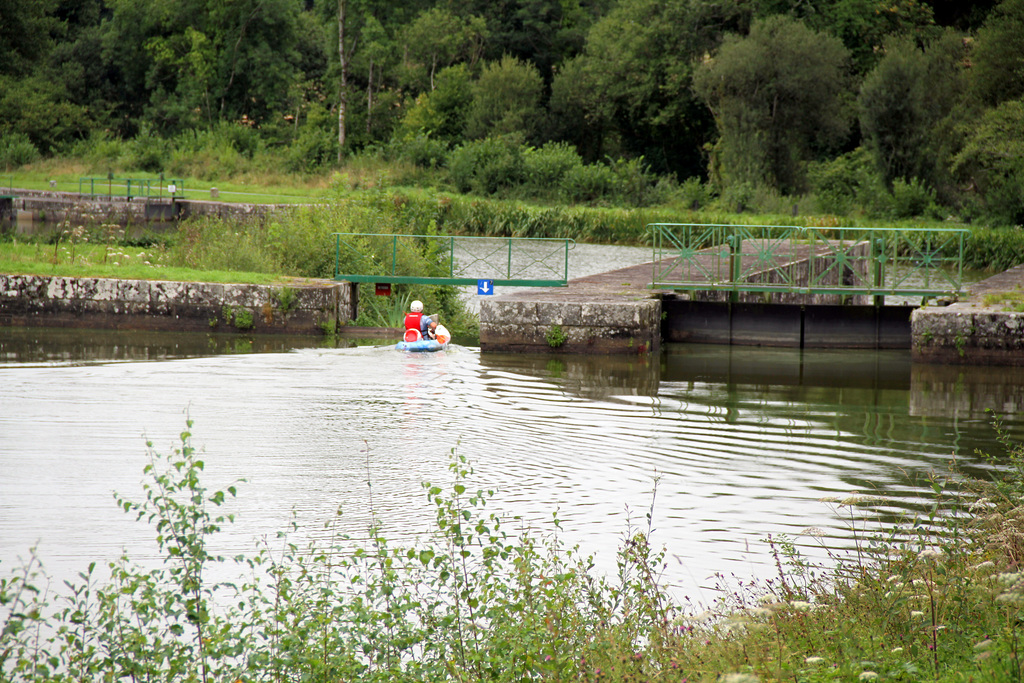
[488,259,664,303]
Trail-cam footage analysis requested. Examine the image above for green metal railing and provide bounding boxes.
[332,233,574,286]
[649,223,969,300]
[79,176,187,199]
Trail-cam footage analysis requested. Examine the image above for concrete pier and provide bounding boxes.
[912,263,1024,366]
[479,263,662,354]
[0,274,352,334]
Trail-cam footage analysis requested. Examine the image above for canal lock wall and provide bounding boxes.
[912,305,1024,366]
[910,263,1024,367]
[480,298,662,355]
[2,189,289,228]
[0,274,352,335]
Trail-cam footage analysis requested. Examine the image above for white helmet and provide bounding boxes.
[411,300,423,312]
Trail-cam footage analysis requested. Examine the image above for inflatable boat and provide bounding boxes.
[394,338,447,352]
[395,328,448,352]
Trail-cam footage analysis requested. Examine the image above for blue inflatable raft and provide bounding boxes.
[394,338,446,352]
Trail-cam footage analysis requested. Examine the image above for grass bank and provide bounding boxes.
[0,240,285,285]
[2,420,1023,682]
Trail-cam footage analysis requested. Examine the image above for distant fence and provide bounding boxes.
[78,177,187,200]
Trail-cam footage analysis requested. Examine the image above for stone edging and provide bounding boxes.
[0,274,349,335]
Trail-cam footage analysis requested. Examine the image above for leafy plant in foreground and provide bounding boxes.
[112,419,241,683]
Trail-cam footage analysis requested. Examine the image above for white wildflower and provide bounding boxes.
[997,593,1024,605]
[718,674,759,683]
[805,656,825,665]
[974,639,994,651]
[859,672,879,681]
[918,548,943,561]
[891,647,903,654]
[911,610,925,618]
[997,572,1023,587]
[790,601,812,612]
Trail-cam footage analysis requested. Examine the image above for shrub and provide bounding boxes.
[890,177,941,219]
[677,176,714,210]
[124,126,172,173]
[522,142,584,195]
[807,148,881,216]
[446,137,525,195]
[609,156,662,207]
[0,133,40,169]
[387,133,449,169]
[561,163,617,204]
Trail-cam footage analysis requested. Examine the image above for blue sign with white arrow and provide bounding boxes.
[477,279,494,295]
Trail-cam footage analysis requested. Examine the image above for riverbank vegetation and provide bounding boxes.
[4,0,1024,230]
[2,419,1024,682]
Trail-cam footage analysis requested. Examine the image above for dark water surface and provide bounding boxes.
[2,325,1023,605]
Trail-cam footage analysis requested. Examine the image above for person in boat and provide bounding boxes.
[427,319,451,345]
[404,300,425,339]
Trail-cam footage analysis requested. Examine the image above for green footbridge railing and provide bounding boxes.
[332,233,574,286]
[649,223,969,300]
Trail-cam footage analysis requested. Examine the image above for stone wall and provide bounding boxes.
[5,189,292,227]
[0,274,351,335]
[912,305,1024,366]
[480,299,661,354]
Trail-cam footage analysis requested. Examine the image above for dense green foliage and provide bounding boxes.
[4,420,1024,682]
[2,0,1024,228]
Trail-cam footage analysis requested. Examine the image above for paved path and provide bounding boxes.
[962,263,1024,304]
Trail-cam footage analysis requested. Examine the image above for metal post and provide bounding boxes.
[508,238,513,279]
[728,234,741,304]
[564,239,570,284]
[450,236,455,277]
[873,237,885,307]
[392,235,398,275]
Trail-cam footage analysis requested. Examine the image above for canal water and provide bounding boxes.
[2,324,1023,607]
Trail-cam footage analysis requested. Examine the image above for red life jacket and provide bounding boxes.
[404,312,423,331]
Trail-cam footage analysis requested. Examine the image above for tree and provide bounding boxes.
[399,7,487,93]
[570,0,753,178]
[970,0,1024,106]
[0,0,58,77]
[952,99,1024,225]
[751,0,940,75]
[694,14,851,193]
[548,55,609,162]
[858,31,967,193]
[101,0,303,135]
[462,0,609,83]
[465,55,544,141]
[397,64,474,142]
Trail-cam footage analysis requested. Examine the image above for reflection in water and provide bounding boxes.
[1,327,1022,607]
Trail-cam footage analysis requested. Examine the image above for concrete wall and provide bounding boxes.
[0,274,351,335]
[480,299,661,354]
[912,305,1024,366]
